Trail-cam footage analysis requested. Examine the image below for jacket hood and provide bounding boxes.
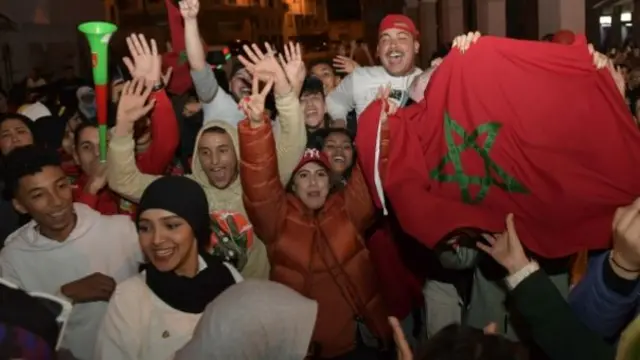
[189,120,242,208]
[3,203,101,251]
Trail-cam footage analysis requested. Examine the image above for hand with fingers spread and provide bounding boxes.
[389,317,413,360]
[477,214,530,275]
[123,34,163,86]
[452,31,482,54]
[239,74,275,127]
[333,55,359,74]
[178,0,200,21]
[238,43,290,95]
[115,78,156,136]
[610,198,640,277]
[278,42,306,95]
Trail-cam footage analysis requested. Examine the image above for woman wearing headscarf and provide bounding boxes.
[94,176,242,360]
[176,280,318,360]
[238,76,391,359]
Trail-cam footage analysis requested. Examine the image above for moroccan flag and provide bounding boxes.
[162,0,193,95]
[356,35,640,258]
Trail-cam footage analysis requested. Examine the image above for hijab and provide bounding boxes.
[136,176,236,314]
[175,280,318,360]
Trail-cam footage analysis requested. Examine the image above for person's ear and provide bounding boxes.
[12,198,28,215]
[414,40,420,54]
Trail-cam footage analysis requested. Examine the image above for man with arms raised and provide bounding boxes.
[326,14,422,124]
[0,145,142,360]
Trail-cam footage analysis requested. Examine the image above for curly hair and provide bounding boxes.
[2,145,61,200]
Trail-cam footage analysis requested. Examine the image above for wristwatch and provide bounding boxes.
[152,80,164,92]
[506,261,540,290]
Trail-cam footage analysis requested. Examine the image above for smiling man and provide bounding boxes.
[0,145,141,360]
[325,14,423,122]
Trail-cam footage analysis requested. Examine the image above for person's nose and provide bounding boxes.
[210,152,220,166]
[152,229,163,245]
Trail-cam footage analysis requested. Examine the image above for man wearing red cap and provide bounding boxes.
[325,14,423,123]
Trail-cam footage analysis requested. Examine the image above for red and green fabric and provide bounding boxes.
[78,21,117,162]
[356,35,640,258]
[162,0,200,95]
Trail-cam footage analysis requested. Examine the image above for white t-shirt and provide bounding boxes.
[325,66,423,121]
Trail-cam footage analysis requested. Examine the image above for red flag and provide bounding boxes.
[162,0,193,95]
[356,35,640,258]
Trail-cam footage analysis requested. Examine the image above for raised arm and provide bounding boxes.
[107,78,161,202]
[272,42,307,184]
[180,0,216,103]
[136,89,180,174]
[238,76,286,244]
[121,33,180,174]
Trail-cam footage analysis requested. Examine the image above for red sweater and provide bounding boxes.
[72,90,179,218]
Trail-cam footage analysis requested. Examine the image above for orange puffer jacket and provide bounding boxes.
[238,119,391,358]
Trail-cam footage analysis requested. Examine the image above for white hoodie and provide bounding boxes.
[0,203,143,360]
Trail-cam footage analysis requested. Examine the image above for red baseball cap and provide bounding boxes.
[552,30,575,45]
[293,148,332,174]
[379,14,419,37]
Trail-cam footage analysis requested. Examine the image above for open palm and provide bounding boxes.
[238,43,285,81]
[123,34,162,84]
[278,42,306,90]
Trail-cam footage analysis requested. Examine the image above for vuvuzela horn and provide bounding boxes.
[78,21,118,162]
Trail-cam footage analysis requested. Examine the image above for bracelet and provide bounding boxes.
[610,252,640,273]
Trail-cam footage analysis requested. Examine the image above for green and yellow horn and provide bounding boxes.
[78,21,118,162]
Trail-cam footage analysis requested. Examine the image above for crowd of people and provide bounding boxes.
[0,0,639,359]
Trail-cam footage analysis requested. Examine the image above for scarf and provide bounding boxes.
[145,251,236,314]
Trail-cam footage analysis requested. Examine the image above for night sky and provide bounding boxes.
[326,0,362,21]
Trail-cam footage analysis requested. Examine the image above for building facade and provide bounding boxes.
[0,0,104,88]
[375,0,593,68]
[112,0,328,51]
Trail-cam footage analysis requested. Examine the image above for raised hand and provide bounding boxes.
[277,41,306,94]
[178,0,200,20]
[238,43,290,95]
[452,31,481,54]
[333,55,359,74]
[115,78,156,135]
[239,73,275,126]
[122,34,162,85]
[477,214,530,274]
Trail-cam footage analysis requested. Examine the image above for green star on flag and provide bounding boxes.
[430,112,529,204]
[178,50,188,65]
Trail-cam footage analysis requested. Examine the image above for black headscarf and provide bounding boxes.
[136,176,236,314]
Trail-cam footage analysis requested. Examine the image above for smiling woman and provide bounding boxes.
[94,176,242,360]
